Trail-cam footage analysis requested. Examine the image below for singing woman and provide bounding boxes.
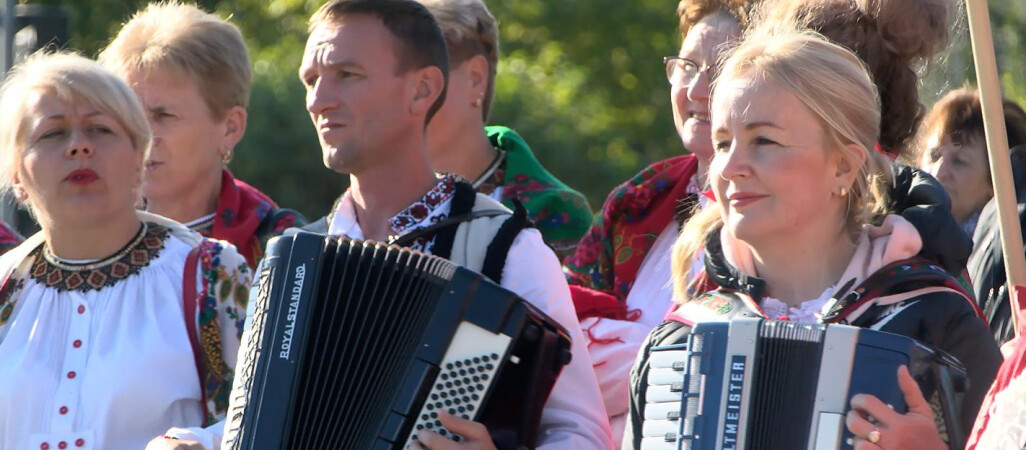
[0,52,251,450]
[624,31,1001,449]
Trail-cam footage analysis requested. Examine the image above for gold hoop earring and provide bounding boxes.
[222,148,234,165]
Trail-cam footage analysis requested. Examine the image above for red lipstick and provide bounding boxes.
[727,191,768,208]
[65,168,98,186]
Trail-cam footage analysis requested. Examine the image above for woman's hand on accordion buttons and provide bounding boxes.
[143,436,206,450]
[844,365,946,450]
[412,411,497,450]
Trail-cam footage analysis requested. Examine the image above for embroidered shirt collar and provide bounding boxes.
[328,173,459,241]
[30,222,169,292]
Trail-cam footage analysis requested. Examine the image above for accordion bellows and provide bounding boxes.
[222,232,572,449]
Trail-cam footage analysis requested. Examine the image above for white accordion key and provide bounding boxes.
[641,436,681,450]
[648,367,686,386]
[644,401,683,421]
[405,321,511,448]
[646,384,684,403]
[648,350,687,369]
[642,419,680,439]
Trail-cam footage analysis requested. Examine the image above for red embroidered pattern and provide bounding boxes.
[29,224,168,292]
[389,174,457,235]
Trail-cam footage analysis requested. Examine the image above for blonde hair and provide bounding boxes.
[417,0,499,121]
[98,1,251,120]
[671,30,893,303]
[0,51,152,198]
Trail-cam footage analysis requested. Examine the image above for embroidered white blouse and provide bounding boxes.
[0,214,251,450]
[328,178,615,450]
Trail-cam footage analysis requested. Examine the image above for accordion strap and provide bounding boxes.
[481,198,530,284]
[182,244,208,423]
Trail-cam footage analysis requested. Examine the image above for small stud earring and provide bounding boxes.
[839,187,848,197]
[12,184,26,202]
[471,97,483,108]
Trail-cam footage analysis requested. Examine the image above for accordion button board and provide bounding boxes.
[405,321,509,447]
[640,318,966,450]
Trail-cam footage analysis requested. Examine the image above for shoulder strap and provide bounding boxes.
[823,257,976,323]
[256,207,306,243]
[182,245,208,423]
[480,198,531,284]
[426,181,477,258]
[390,209,511,249]
[391,182,510,252]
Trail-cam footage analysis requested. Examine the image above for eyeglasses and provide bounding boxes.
[663,56,716,86]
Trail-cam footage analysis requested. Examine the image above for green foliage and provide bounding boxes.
[24,0,1026,219]
[921,2,1026,109]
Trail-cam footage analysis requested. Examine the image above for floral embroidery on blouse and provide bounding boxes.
[0,278,24,326]
[29,223,168,292]
[194,238,252,424]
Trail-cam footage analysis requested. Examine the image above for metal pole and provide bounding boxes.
[966,0,1026,336]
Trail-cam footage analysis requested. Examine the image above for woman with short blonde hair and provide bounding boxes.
[99,0,304,269]
[0,51,251,450]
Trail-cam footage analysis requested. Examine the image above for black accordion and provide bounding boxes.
[641,319,967,450]
[221,232,573,449]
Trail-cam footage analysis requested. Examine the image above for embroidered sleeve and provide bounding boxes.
[0,276,25,341]
[0,246,35,342]
[196,239,253,423]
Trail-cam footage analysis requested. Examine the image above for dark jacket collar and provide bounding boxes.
[702,226,766,301]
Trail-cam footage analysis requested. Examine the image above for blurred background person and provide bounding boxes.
[919,88,1026,346]
[98,1,305,269]
[0,51,250,450]
[562,1,751,442]
[418,0,593,259]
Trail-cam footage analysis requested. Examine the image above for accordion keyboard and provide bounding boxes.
[406,321,511,447]
[642,335,705,450]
